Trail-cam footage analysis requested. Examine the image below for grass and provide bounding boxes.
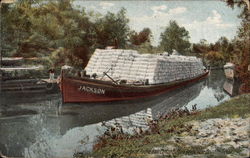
[79,94,250,158]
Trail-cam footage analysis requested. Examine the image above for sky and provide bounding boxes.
[73,0,242,46]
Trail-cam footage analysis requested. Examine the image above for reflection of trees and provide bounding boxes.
[206,70,228,102]
[0,114,60,157]
[0,97,62,157]
[151,81,203,119]
[206,70,226,90]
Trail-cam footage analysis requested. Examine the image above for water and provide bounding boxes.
[0,70,232,158]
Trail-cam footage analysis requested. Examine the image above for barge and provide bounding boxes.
[61,49,209,103]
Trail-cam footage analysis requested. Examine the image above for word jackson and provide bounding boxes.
[78,85,105,95]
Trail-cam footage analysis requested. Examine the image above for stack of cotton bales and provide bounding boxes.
[84,49,204,85]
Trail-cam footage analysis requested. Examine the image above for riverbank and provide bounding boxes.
[85,94,250,158]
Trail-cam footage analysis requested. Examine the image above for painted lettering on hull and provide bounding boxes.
[78,86,105,95]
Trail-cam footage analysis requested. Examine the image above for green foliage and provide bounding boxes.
[205,51,225,67]
[160,20,191,55]
[224,0,250,92]
[191,36,243,68]
[135,42,153,54]
[126,28,157,54]
[134,42,163,54]
[1,0,131,68]
[2,0,247,74]
[95,8,130,49]
[129,28,152,46]
[214,37,234,61]
[191,39,210,57]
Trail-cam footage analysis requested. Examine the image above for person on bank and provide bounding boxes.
[48,68,55,81]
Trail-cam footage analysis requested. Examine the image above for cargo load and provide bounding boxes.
[84,49,204,84]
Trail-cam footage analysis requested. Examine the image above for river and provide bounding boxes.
[0,70,233,158]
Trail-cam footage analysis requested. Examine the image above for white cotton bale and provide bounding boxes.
[130,65,138,69]
[86,49,205,84]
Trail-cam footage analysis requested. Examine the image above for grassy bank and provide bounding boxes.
[85,94,250,158]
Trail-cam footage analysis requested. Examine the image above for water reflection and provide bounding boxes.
[103,80,203,135]
[21,81,204,158]
[0,70,231,157]
[185,70,230,110]
[223,79,240,97]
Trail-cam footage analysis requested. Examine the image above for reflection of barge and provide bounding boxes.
[61,49,209,103]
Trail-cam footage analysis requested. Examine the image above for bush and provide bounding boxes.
[205,51,225,67]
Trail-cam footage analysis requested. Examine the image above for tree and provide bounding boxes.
[225,0,250,93]
[1,1,133,68]
[159,20,191,54]
[215,37,235,61]
[191,39,210,57]
[2,0,93,67]
[129,28,152,46]
[95,8,130,49]
[205,51,225,67]
[1,1,35,56]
